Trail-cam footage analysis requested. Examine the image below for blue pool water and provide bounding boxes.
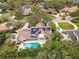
[23,42,40,48]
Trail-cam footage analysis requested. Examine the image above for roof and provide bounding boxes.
[62,6,78,12]
[42,8,57,14]
[0,23,7,31]
[16,22,52,42]
[17,28,31,41]
[66,31,77,40]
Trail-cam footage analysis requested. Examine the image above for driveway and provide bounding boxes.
[52,15,78,40]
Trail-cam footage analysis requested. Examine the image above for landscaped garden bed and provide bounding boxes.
[58,22,74,30]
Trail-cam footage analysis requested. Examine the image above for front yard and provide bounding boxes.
[58,22,74,30]
[49,22,56,31]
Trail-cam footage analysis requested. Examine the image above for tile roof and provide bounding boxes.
[17,28,31,41]
[62,6,78,12]
[0,24,7,31]
[42,8,57,14]
[16,22,52,42]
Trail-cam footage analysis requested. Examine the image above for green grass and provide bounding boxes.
[58,22,74,30]
[71,18,79,28]
[49,22,56,31]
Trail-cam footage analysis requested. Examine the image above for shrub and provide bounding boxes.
[16,48,41,57]
[58,22,74,30]
[71,18,79,28]
[49,22,56,31]
[28,21,37,27]
[0,46,18,58]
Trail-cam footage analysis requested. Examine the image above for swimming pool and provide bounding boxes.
[23,42,40,48]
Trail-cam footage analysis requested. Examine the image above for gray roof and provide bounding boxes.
[66,31,77,40]
[74,30,79,38]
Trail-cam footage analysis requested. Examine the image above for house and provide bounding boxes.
[61,6,78,13]
[0,23,7,31]
[15,22,52,43]
[42,8,57,14]
[21,5,32,15]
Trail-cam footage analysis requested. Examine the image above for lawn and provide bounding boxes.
[49,22,56,31]
[58,22,74,30]
[71,18,79,28]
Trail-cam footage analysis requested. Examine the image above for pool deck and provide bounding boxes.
[23,40,46,45]
[18,40,46,49]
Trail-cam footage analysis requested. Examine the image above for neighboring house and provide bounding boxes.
[42,8,57,14]
[6,19,18,29]
[15,22,52,43]
[74,0,79,3]
[21,5,32,16]
[61,6,78,13]
[0,23,7,31]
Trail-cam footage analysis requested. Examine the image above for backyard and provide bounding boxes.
[58,22,74,30]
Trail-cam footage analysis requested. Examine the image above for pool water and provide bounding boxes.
[23,42,40,48]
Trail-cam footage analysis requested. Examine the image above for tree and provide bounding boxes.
[7,0,24,10]
[65,0,74,7]
[37,39,79,59]
[28,4,53,23]
[0,0,7,3]
[43,1,53,9]
[0,3,11,10]
[0,31,6,46]
[0,30,13,46]
[31,0,43,4]
[16,48,41,57]
[51,0,65,10]
[6,0,16,9]
[0,46,18,58]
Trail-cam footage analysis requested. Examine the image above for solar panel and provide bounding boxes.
[66,31,77,40]
[74,30,79,38]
